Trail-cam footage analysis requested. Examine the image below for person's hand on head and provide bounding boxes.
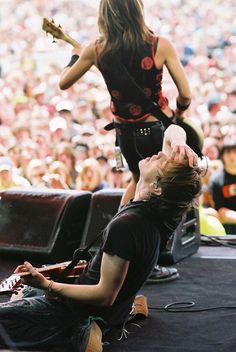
[170,143,198,168]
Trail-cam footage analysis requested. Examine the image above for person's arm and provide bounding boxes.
[59,41,96,90]
[158,37,191,116]
[15,253,129,307]
[162,125,197,167]
[218,208,236,224]
[209,175,236,224]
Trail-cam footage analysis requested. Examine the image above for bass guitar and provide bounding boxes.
[42,17,80,48]
[0,260,86,296]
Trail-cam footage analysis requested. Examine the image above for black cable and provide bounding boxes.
[132,127,144,159]
[200,234,236,249]
[149,301,236,313]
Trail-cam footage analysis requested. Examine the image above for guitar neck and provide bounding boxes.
[0,261,86,296]
[63,34,80,49]
[17,261,85,277]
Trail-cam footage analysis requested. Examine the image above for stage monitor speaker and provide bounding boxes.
[158,208,200,265]
[0,189,92,262]
[80,189,200,265]
[80,188,124,251]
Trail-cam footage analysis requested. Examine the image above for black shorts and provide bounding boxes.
[115,121,164,174]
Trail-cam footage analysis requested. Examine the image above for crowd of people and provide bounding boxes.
[0,0,235,233]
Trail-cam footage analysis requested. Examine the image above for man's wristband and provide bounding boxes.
[65,54,80,67]
[176,99,191,111]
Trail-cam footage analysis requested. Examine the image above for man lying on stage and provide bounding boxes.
[0,125,201,352]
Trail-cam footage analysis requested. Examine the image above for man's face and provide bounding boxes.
[139,152,170,183]
[0,169,12,184]
[223,148,236,169]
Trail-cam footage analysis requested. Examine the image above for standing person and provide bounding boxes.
[0,125,201,351]
[59,0,191,207]
[59,0,192,283]
[209,141,236,234]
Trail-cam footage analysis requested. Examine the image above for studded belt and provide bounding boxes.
[113,121,162,137]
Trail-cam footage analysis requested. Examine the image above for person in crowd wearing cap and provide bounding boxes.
[0,156,30,190]
[209,141,236,234]
[56,100,80,138]
[59,0,192,283]
[108,164,130,189]
[49,116,70,143]
[25,158,48,188]
[0,125,201,351]
[207,94,222,121]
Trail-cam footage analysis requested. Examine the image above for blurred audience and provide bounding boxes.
[0,0,235,232]
[26,158,48,188]
[76,157,110,193]
[53,142,77,189]
[0,156,30,190]
[45,160,71,189]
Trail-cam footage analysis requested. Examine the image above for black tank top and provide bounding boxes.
[96,35,168,122]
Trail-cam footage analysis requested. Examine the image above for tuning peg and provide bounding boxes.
[52,37,57,43]
[59,24,62,28]
[51,18,55,23]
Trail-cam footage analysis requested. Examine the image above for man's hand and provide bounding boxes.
[170,143,198,168]
[14,262,49,290]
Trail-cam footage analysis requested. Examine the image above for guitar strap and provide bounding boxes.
[55,230,104,281]
[55,200,155,281]
[104,60,203,158]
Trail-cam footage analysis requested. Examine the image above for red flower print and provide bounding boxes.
[141,56,154,70]
[111,90,121,99]
[143,88,152,97]
[129,104,142,116]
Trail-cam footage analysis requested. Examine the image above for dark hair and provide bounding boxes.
[98,0,152,65]
[150,163,202,221]
[219,141,236,159]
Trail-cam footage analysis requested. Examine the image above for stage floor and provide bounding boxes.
[195,243,236,259]
[0,242,236,352]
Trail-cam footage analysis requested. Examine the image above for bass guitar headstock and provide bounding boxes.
[42,17,80,48]
[42,17,66,43]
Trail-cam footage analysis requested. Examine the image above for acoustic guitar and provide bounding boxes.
[0,261,86,296]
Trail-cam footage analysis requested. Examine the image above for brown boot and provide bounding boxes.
[79,320,103,352]
[129,294,148,321]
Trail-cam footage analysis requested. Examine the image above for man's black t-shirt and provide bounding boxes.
[73,200,170,327]
[210,169,236,233]
[210,169,236,211]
